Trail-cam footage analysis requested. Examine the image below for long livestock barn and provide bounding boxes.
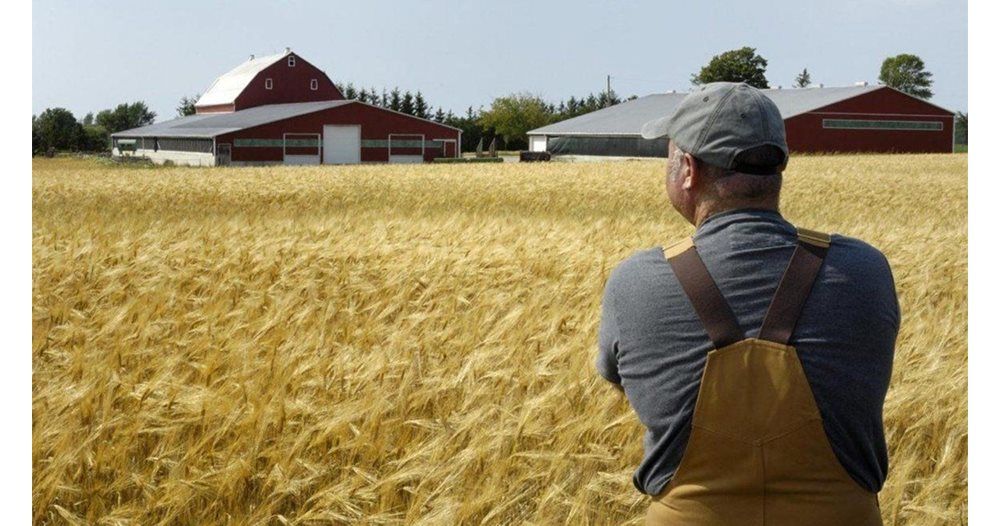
[112,49,461,166]
[527,84,955,157]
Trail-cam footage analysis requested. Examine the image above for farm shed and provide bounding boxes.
[527,85,955,157]
[111,49,461,166]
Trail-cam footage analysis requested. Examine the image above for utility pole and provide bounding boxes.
[606,75,612,107]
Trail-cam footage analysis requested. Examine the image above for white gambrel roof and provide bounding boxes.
[195,51,291,107]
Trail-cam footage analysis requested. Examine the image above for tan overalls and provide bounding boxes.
[645,228,883,526]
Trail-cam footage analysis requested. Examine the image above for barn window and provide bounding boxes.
[265,78,273,90]
[822,119,943,131]
[288,55,296,67]
[310,79,318,91]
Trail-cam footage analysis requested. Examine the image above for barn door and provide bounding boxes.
[323,125,361,164]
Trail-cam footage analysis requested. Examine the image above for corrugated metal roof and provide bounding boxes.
[529,85,890,136]
[195,51,290,108]
[112,100,354,138]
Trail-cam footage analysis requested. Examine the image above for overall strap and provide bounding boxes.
[757,228,832,345]
[664,238,745,349]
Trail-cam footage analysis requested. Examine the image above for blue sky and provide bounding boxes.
[32,0,967,121]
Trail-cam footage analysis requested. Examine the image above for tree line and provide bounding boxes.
[32,102,156,155]
[33,48,966,156]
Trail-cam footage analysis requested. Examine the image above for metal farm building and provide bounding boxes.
[527,85,955,157]
[112,49,461,166]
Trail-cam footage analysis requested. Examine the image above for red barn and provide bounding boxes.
[112,49,461,166]
[527,84,955,157]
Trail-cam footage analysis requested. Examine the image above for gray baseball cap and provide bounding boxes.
[640,82,788,174]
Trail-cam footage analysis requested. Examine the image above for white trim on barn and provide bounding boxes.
[283,132,321,165]
[388,133,425,163]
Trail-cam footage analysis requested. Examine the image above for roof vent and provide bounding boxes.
[777,85,782,89]
[249,54,255,60]
[854,80,869,87]
[285,47,291,53]
[819,83,824,88]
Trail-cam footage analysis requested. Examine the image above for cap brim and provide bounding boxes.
[640,115,671,140]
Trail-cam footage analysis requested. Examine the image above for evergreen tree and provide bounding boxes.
[177,95,199,116]
[401,91,415,115]
[433,107,446,123]
[414,91,429,119]
[389,88,402,112]
[795,68,811,88]
[343,83,358,99]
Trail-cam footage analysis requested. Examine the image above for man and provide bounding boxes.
[596,82,899,525]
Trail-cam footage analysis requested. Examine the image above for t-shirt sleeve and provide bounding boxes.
[596,272,623,385]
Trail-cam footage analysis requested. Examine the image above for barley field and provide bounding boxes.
[32,154,967,525]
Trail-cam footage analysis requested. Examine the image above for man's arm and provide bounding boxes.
[597,272,625,393]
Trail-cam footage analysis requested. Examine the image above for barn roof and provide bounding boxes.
[528,85,929,136]
[112,100,354,138]
[195,51,291,108]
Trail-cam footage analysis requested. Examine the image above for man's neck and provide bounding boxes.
[693,199,780,228]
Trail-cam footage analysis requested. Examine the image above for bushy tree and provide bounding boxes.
[177,95,199,116]
[79,125,110,152]
[879,54,933,99]
[692,47,770,89]
[795,68,811,88]
[478,93,555,150]
[955,111,967,146]
[96,102,156,133]
[35,107,82,152]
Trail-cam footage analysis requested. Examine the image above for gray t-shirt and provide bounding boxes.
[597,208,899,497]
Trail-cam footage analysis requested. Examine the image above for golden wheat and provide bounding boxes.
[32,154,967,525]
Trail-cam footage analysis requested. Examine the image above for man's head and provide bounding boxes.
[642,82,788,226]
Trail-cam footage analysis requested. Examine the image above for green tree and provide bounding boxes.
[35,107,82,152]
[81,112,95,126]
[795,68,811,88]
[389,88,402,112]
[879,54,933,99]
[414,91,429,119]
[177,95,199,116]
[32,115,41,155]
[96,102,156,133]
[343,83,358,99]
[433,107,446,123]
[478,93,555,150]
[400,91,415,115]
[79,125,110,152]
[445,106,486,152]
[692,47,770,89]
[954,111,967,146]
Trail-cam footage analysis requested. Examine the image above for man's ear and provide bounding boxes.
[681,152,699,190]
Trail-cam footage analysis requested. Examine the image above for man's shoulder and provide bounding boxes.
[827,233,893,273]
[606,246,672,296]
